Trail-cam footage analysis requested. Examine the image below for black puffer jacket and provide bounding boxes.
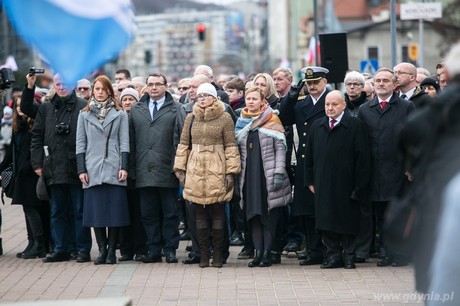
[29,90,87,185]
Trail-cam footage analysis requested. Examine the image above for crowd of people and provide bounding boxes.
[0,40,459,301]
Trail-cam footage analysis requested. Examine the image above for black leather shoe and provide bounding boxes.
[237,247,254,259]
[165,253,178,263]
[299,256,323,266]
[76,251,91,263]
[259,250,272,267]
[134,254,146,262]
[182,255,200,264]
[119,254,134,262]
[321,259,344,269]
[391,260,408,267]
[139,254,162,263]
[248,250,262,267]
[297,250,309,260]
[229,237,244,246]
[377,257,393,267]
[271,251,281,264]
[283,242,300,253]
[42,252,70,263]
[69,251,78,261]
[355,257,366,263]
[344,259,356,269]
[179,231,191,241]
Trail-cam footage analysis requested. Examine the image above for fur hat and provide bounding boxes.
[197,83,217,99]
[120,88,139,102]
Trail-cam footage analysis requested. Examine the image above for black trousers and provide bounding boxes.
[119,186,147,257]
[304,216,325,259]
[353,197,373,259]
[139,187,179,256]
[322,230,355,261]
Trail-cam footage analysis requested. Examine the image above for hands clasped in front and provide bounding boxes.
[79,170,128,186]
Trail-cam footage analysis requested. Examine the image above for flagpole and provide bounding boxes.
[314,0,319,66]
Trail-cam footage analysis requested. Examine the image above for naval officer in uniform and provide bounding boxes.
[278,66,330,265]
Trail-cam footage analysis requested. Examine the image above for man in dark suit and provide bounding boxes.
[357,68,415,267]
[129,73,181,264]
[278,66,330,265]
[305,90,371,269]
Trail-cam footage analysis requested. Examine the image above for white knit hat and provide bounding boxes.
[120,88,139,102]
[197,83,217,99]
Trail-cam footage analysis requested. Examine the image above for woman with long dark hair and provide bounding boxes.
[76,75,130,265]
[0,96,47,259]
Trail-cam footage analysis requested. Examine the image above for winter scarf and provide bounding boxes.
[89,97,114,123]
[235,103,286,147]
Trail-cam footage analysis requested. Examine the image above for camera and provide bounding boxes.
[0,67,16,90]
[55,122,70,135]
[29,67,45,76]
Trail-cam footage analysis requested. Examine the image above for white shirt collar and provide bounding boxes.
[329,111,345,125]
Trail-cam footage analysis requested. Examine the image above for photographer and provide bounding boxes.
[27,72,92,263]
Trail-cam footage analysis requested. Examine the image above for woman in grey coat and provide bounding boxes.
[76,75,130,265]
[235,87,291,267]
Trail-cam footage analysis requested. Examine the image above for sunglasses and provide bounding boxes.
[77,87,89,91]
[178,86,190,91]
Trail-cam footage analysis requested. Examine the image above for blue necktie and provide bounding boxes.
[151,101,158,119]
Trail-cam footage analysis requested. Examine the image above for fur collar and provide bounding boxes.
[192,100,225,122]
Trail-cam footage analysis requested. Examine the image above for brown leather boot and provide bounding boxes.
[197,228,210,268]
[212,229,225,268]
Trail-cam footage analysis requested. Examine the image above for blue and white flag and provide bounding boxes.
[3,0,136,86]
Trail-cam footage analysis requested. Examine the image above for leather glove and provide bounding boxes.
[76,153,86,175]
[175,171,186,188]
[273,173,284,190]
[226,174,234,191]
[288,79,305,100]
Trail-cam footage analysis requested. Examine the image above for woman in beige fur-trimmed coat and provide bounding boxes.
[174,83,240,268]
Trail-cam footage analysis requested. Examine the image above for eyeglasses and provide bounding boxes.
[197,94,211,100]
[345,82,363,87]
[147,82,165,87]
[77,87,90,91]
[178,86,190,91]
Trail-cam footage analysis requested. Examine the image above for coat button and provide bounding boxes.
[304,122,308,125]
[302,143,306,147]
[303,132,307,136]
[301,154,305,158]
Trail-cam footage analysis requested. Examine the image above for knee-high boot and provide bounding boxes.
[197,220,210,268]
[94,227,107,265]
[212,219,226,268]
[106,227,118,264]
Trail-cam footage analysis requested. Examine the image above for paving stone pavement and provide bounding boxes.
[0,202,423,305]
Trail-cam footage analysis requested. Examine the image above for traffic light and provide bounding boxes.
[144,50,152,64]
[197,23,206,41]
[408,43,419,61]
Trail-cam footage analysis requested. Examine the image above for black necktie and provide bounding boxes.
[401,94,407,100]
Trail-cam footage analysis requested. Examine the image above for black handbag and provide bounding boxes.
[1,140,16,203]
[1,164,13,190]
[1,164,14,203]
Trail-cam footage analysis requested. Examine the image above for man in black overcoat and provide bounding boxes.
[305,90,370,269]
[357,68,415,267]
